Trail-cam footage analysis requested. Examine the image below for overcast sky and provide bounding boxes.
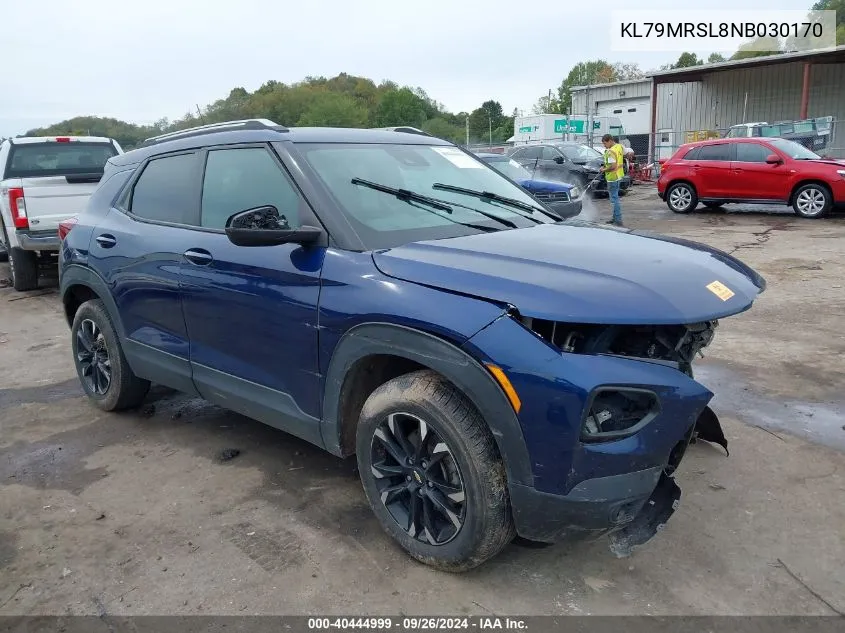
[3,0,812,136]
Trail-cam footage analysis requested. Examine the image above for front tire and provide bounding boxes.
[792,184,831,218]
[71,299,150,411]
[356,369,515,572]
[666,182,698,213]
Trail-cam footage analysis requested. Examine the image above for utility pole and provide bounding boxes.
[465,115,470,146]
[488,114,492,146]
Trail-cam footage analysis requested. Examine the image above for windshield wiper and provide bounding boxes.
[432,183,562,222]
[351,178,518,229]
[350,178,502,232]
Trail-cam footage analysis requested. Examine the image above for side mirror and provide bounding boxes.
[553,155,565,164]
[224,205,323,247]
[765,154,782,164]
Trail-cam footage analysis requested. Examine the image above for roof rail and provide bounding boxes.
[378,126,432,137]
[142,118,288,145]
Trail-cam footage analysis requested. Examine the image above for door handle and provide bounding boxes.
[183,248,213,265]
[95,234,116,248]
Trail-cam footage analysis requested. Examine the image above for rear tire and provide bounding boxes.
[792,183,831,219]
[0,221,8,263]
[356,369,515,572]
[9,247,38,291]
[71,299,150,411]
[666,182,698,214]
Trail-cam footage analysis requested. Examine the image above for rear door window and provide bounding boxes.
[695,144,732,161]
[5,141,117,179]
[129,153,200,225]
[515,146,541,160]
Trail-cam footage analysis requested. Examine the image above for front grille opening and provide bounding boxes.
[520,317,718,369]
[582,389,659,441]
[534,191,570,202]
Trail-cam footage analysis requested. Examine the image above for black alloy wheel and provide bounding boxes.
[70,299,150,411]
[76,318,112,395]
[370,411,466,545]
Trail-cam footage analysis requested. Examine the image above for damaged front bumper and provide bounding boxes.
[463,313,732,554]
[508,404,727,550]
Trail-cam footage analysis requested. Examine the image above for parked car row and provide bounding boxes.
[0,135,124,289]
[657,136,845,218]
[50,119,764,571]
[474,153,583,219]
[505,142,632,196]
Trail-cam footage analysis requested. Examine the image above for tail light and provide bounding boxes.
[8,188,28,229]
[58,217,78,241]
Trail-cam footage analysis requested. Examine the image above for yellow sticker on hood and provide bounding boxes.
[706,280,735,301]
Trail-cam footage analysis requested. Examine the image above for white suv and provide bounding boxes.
[0,135,123,290]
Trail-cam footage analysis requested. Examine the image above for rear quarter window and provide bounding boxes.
[5,142,118,179]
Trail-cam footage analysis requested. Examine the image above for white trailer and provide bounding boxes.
[510,114,626,146]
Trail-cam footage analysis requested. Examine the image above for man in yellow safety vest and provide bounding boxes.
[600,133,625,226]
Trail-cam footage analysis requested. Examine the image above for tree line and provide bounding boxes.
[22,75,515,150]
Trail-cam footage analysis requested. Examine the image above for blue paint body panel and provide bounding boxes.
[373,223,764,324]
[58,125,766,547]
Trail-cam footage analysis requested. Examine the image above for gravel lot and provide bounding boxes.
[1,186,844,616]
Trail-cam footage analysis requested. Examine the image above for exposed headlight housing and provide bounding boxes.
[581,387,661,442]
[569,186,582,199]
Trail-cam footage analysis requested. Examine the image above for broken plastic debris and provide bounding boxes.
[217,448,241,462]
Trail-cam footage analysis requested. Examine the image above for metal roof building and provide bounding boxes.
[570,46,845,161]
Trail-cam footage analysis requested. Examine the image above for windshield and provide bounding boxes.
[767,138,821,160]
[297,142,554,249]
[558,144,601,162]
[484,157,532,181]
[5,142,117,179]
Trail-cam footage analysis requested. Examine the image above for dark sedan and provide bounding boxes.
[476,153,582,219]
[507,142,631,196]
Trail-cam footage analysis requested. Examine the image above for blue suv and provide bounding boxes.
[59,119,765,571]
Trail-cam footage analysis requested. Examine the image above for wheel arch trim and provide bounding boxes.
[60,264,126,339]
[320,322,534,486]
[789,180,832,205]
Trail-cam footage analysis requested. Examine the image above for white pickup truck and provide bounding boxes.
[0,135,123,290]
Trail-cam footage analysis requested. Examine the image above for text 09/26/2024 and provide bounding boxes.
[307,617,528,631]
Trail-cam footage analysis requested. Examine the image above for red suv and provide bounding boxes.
[657,137,845,218]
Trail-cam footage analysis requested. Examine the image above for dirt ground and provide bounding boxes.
[1,187,844,616]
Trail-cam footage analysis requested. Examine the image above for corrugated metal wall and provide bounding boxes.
[654,62,845,132]
[570,61,845,158]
